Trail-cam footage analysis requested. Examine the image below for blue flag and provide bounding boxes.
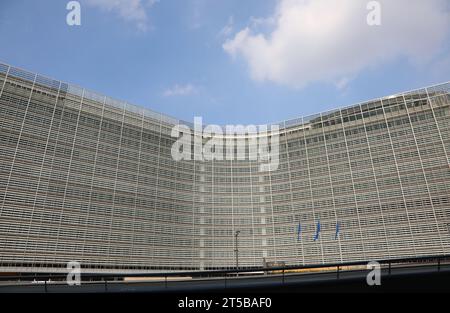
[297,223,302,241]
[313,220,321,241]
[335,222,340,240]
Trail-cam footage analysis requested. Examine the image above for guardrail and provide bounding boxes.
[1,253,449,292]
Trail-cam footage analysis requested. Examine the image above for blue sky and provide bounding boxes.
[0,0,449,125]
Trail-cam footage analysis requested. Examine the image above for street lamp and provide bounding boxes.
[234,230,241,273]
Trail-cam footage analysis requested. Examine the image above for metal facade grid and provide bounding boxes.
[0,62,449,273]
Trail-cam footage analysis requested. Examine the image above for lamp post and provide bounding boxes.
[234,230,240,274]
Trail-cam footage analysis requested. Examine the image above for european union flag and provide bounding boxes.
[335,222,340,240]
[313,220,321,241]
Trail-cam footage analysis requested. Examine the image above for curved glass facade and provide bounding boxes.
[0,62,449,273]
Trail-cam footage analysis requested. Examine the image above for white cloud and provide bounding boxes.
[223,0,450,88]
[86,0,159,31]
[163,84,199,97]
[218,16,234,38]
[334,76,352,91]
